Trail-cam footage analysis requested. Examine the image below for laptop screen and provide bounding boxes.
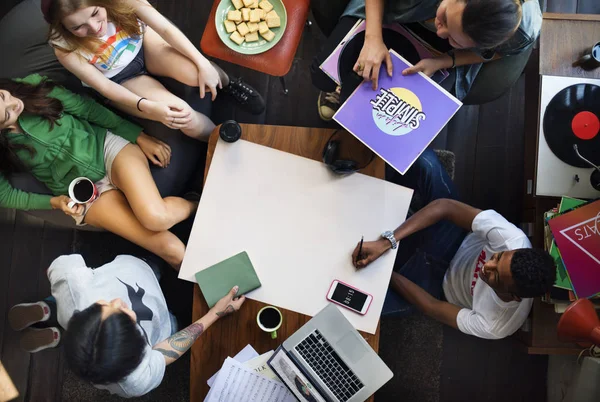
[268,347,328,402]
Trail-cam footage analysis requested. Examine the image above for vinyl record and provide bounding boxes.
[543,84,600,168]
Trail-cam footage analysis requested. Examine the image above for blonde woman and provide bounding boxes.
[42,0,265,141]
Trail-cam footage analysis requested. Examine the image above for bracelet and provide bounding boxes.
[447,50,456,69]
[136,97,147,112]
[381,231,398,250]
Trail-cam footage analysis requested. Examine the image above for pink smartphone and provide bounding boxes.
[326,280,373,315]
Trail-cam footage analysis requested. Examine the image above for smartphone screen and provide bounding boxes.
[330,282,368,312]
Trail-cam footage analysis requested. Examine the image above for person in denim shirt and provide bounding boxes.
[311,0,542,119]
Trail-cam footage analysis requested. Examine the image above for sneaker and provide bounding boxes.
[318,89,341,121]
[20,327,61,353]
[221,76,266,115]
[9,301,51,331]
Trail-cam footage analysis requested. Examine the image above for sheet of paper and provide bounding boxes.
[180,139,413,334]
[207,344,258,387]
[205,357,296,402]
[244,351,278,381]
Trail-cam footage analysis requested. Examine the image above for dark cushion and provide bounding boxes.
[0,0,210,229]
[461,45,533,105]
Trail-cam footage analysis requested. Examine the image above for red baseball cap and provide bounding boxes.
[41,0,53,23]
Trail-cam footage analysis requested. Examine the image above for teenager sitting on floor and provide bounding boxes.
[0,74,194,268]
[352,151,556,340]
[8,254,245,398]
[42,0,265,141]
[311,0,542,119]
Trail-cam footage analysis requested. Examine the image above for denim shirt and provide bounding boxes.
[343,0,542,100]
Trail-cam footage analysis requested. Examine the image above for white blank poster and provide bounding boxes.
[179,139,413,334]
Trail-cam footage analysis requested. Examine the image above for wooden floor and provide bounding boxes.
[1,0,599,401]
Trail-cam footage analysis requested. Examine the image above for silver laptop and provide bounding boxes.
[267,304,393,402]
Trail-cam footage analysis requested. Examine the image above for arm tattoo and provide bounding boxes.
[155,348,181,359]
[167,322,205,353]
[215,304,236,317]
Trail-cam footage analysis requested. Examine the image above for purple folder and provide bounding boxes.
[333,50,462,175]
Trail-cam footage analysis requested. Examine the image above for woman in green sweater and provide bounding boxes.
[0,74,195,269]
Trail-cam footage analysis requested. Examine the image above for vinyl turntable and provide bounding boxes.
[536,75,600,198]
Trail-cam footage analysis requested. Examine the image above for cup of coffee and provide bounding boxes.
[257,306,283,339]
[219,120,242,143]
[67,177,98,209]
[573,42,600,71]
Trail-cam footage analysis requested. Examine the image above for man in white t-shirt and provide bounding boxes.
[8,254,245,397]
[352,150,555,340]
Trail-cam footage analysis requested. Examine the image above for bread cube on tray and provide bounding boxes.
[227,10,242,22]
[230,31,245,45]
[226,0,282,47]
[258,1,274,13]
[261,29,275,42]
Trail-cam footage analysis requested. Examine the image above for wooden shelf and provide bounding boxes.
[517,299,584,355]
[518,13,600,355]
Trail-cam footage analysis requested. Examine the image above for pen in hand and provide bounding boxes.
[356,235,364,263]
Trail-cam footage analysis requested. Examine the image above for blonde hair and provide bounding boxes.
[47,0,142,63]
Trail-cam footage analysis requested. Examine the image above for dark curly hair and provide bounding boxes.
[510,248,556,298]
[462,0,523,49]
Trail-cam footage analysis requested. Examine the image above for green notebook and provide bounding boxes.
[195,251,262,308]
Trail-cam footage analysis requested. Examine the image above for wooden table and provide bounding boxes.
[540,13,600,79]
[190,124,384,401]
[518,12,600,355]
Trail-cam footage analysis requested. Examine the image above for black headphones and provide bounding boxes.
[322,130,374,175]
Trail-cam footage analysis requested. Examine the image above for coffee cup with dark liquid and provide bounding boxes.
[67,177,98,209]
[257,306,283,339]
[573,42,600,71]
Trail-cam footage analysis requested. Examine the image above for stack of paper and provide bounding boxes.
[206,345,290,402]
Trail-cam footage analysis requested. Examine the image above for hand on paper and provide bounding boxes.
[402,56,449,77]
[354,35,393,90]
[352,239,389,269]
[211,285,246,318]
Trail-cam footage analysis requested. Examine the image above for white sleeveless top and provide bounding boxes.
[50,20,145,79]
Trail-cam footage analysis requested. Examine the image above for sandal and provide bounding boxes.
[9,301,51,331]
[20,327,61,353]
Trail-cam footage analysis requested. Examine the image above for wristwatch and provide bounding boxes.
[381,231,398,250]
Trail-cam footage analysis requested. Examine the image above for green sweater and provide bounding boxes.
[0,74,142,210]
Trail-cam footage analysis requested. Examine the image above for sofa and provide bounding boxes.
[0,0,211,230]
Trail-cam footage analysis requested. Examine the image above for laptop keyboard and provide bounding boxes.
[294,330,364,402]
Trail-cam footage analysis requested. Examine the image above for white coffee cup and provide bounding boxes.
[67,177,98,209]
[257,306,283,339]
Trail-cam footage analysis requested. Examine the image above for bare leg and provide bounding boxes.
[141,26,265,115]
[115,75,215,141]
[142,27,229,87]
[84,190,185,270]
[110,144,197,232]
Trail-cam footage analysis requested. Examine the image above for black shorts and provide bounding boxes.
[109,45,147,85]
